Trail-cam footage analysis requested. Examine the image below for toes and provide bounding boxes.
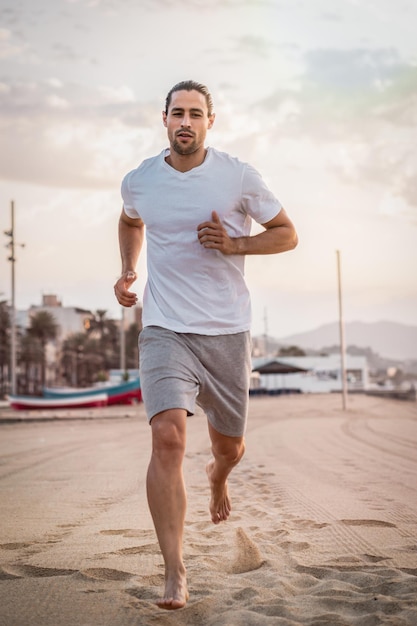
[211,499,231,523]
[157,596,187,610]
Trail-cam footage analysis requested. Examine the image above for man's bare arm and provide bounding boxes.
[197,209,298,255]
[114,209,145,307]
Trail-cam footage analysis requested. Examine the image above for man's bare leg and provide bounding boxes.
[146,409,189,610]
[206,422,245,524]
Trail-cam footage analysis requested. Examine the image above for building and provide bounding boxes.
[251,354,369,394]
[15,294,94,343]
[13,295,142,388]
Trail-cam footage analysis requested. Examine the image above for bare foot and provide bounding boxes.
[206,459,232,524]
[156,569,189,610]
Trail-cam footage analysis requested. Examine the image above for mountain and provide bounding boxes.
[277,321,417,361]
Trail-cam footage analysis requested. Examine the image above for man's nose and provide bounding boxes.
[181,114,191,127]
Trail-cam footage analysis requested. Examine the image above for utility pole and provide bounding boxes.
[336,250,348,410]
[120,307,126,378]
[4,201,24,396]
[263,307,269,356]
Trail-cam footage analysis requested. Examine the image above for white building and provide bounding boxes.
[251,355,369,394]
[16,295,93,343]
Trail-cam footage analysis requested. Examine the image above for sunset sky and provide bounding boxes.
[0,0,416,339]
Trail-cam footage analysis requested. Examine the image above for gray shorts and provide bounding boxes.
[138,326,252,437]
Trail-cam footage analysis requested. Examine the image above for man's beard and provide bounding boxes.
[172,138,198,155]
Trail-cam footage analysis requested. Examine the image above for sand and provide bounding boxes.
[0,394,416,626]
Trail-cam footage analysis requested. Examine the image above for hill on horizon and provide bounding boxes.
[277,321,417,361]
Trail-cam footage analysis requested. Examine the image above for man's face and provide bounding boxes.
[163,90,215,156]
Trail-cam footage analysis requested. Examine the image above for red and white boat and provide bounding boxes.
[43,378,141,405]
[8,392,109,411]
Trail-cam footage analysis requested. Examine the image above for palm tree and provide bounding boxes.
[0,301,10,398]
[87,309,120,371]
[88,309,107,337]
[125,322,141,369]
[61,333,103,387]
[19,333,44,395]
[27,311,58,391]
[278,345,306,357]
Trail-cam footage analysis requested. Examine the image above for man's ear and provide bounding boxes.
[208,113,216,129]
[162,111,167,127]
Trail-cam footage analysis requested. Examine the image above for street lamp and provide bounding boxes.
[336,250,348,410]
[4,201,25,395]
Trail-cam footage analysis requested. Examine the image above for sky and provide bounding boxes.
[0,0,416,339]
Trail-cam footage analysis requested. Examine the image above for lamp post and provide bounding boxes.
[120,307,126,378]
[336,250,348,409]
[263,307,269,356]
[4,201,25,396]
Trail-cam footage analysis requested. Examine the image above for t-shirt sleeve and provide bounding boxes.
[121,171,141,219]
[241,164,282,224]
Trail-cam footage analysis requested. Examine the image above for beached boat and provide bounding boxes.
[43,378,141,405]
[8,392,109,411]
[366,386,416,402]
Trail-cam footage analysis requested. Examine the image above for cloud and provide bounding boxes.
[249,49,417,211]
[1,13,416,216]
[0,28,27,60]
[320,11,341,22]
[232,35,274,59]
[304,47,404,91]
[64,0,269,9]
[51,42,81,62]
[0,78,163,188]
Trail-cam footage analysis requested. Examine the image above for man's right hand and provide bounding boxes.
[114,271,138,307]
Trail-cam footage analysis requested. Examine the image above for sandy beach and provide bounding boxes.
[0,393,416,626]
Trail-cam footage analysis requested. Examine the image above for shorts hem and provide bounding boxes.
[206,414,246,438]
[147,403,195,423]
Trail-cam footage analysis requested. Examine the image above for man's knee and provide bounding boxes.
[212,437,245,465]
[151,409,187,457]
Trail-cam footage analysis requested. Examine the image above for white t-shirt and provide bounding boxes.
[121,147,282,335]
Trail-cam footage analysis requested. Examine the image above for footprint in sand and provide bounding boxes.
[291,519,329,530]
[0,542,32,550]
[57,523,79,529]
[361,553,390,563]
[228,527,265,574]
[0,568,21,580]
[279,540,311,553]
[79,568,134,581]
[340,519,396,528]
[126,574,165,601]
[232,586,259,601]
[116,544,159,556]
[100,529,155,539]
[0,564,76,579]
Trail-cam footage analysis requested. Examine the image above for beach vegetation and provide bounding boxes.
[26,311,58,394]
[278,345,306,357]
[0,301,11,398]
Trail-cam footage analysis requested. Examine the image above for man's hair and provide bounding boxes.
[165,80,214,116]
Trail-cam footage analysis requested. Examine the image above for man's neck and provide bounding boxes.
[165,147,208,172]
